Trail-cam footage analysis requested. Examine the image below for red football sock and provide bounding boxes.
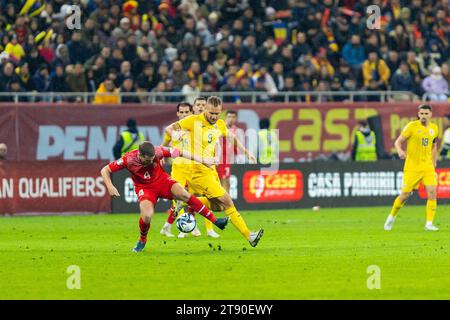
[187,195,216,223]
[166,207,176,224]
[139,217,150,243]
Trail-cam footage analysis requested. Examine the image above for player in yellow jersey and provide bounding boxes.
[160,97,222,238]
[384,104,440,231]
[165,96,264,247]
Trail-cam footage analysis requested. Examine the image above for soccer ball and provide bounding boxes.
[176,213,196,233]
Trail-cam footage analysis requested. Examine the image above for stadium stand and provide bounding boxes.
[0,0,449,103]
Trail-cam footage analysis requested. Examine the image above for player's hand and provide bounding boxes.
[172,131,185,141]
[398,150,406,159]
[108,186,120,197]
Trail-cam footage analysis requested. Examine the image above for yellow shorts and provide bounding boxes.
[171,164,191,187]
[189,168,227,199]
[402,170,437,193]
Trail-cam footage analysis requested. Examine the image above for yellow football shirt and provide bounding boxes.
[401,120,438,172]
[178,113,228,171]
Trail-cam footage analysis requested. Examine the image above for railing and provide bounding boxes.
[0,90,440,104]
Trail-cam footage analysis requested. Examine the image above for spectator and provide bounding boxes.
[271,62,285,92]
[49,65,70,101]
[362,51,390,90]
[171,60,189,90]
[67,31,88,64]
[182,78,200,104]
[4,34,25,63]
[33,65,51,93]
[342,35,366,72]
[220,75,240,103]
[0,62,16,92]
[66,63,88,93]
[93,78,120,104]
[120,78,139,103]
[422,66,449,101]
[391,62,414,92]
[15,62,34,92]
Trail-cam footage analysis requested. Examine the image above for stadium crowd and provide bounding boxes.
[0,0,449,103]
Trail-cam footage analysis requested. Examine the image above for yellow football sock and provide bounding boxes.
[224,206,251,240]
[390,196,405,217]
[204,218,214,231]
[426,199,437,223]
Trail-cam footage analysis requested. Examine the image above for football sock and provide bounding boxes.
[166,207,176,224]
[390,196,405,218]
[224,206,251,240]
[187,195,217,223]
[139,217,150,243]
[426,199,437,223]
[204,218,214,231]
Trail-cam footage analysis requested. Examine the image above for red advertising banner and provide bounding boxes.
[0,161,110,214]
[243,169,303,203]
[0,102,448,162]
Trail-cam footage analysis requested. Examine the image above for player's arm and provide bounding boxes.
[394,134,407,159]
[157,146,215,168]
[165,121,182,139]
[100,163,122,197]
[161,131,172,147]
[230,131,256,163]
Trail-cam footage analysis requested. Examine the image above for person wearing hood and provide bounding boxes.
[422,66,449,101]
[112,118,145,159]
[352,120,378,162]
[54,44,71,68]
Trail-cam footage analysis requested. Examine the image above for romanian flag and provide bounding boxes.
[273,21,287,46]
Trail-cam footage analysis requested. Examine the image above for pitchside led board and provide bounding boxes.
[111,161,450,213]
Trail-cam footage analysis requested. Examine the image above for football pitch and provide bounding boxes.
[1,207,449,300]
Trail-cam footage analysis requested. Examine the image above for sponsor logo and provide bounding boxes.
[243,170,303,203]
[418,168,450,199]
[308,171,403,198]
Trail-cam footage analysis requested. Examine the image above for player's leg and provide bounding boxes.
[423,172,438,231]
[170,183,228,230]
[133,200,155,252]
[191,170,263,246]
[384,191,411,230]
[384,172,420,230]
[160,166,187,237]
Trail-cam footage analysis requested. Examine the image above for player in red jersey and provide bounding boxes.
[100,141,228,252]
[216,110,246,193]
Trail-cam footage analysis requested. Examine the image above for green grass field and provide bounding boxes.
[0,206,449,300]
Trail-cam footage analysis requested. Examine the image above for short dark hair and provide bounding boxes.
[126,118,137,129]
[176,101,193,112]
[226,110,237,115]
[260,118,270,129]
[194,96,207,104]
[139,141,155,157]
[207,96,222,107]
[418,104,432,111]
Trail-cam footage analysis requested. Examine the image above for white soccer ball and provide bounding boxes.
[176,213,197,233]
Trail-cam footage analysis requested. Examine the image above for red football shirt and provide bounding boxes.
[108,147,178,188]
